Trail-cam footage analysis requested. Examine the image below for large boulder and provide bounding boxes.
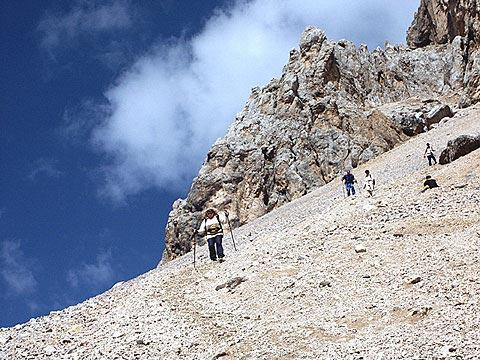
[439,134,480,164]
[378,100,454,136]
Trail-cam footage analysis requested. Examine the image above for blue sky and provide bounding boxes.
[0,0,420,327]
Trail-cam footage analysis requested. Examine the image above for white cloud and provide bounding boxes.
[0,240,38,296]
[28,158,63,181]
[92,0,420,200]
[67,249,115,290]
[38,0,132,51]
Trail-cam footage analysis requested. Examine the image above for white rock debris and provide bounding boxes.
[1,103,479,359]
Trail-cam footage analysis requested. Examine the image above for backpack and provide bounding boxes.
[204,215,223,235]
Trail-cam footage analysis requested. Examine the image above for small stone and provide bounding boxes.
[215,277,247,291]
[319,280,331,287]
[355,245,367,253]
[363,203,377,212]
[214,351,228,359]
[440,345,457,357]
[0,335,11,345]
[410,277,422,285]
[136,338,150,345]
[44,345,56,356]
[112,331,125,339]
[327,225,338,232]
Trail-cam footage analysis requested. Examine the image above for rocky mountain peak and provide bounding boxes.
[407,0,480,49]
[299,27,327,53]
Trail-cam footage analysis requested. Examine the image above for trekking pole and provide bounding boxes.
[225,213,237,251]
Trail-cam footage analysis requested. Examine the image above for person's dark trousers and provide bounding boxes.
[207,235,224,261]
[346,183,355,196]
[427,154,437,166]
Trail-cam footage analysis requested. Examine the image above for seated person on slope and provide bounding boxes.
[421,175,439,192]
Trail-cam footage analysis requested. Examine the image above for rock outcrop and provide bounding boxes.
[439,134,480,164]
[163,26,469,261]
[407,0,480,107]
[407,0,480,49]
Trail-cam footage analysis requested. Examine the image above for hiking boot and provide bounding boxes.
[219,257,225,263]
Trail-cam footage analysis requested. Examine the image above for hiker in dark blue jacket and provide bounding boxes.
[342,170,357,196]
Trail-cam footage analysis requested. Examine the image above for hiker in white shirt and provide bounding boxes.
[196,208,228,262]
[424,143,437,166]
[364,170,375,197]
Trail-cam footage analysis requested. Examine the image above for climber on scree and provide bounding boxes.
[424,143,437,166]
[196,208,228,262]
[363,170,375,197]
[421,175,439,192]
[342,170,357,196]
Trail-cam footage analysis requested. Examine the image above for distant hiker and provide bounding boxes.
[196,208,228,262]
[363,170,375,197]
[424,143,437,166]
[421,175,439,192]
[342,170,357,196]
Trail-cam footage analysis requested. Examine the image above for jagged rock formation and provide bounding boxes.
[1,105,479,359]
[439,134,480,164]
[407,0,480,107]
[164,20,472,260]
[407,0,480,48]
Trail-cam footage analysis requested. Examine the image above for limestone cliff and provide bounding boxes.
[407,0,480,48]
[407,0,480,106]
[163,0,480,261]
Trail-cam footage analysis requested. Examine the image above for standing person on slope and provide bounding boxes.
[196,208,228,262]
[342,170,357,196]
[424,143,437,166]
[363,170,375,197]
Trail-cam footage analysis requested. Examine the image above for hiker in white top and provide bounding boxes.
[363,170,375,197]
[424,143,437,166]
[196,208,228,262]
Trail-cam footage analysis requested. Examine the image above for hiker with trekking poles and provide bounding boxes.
[193,208,236,266]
